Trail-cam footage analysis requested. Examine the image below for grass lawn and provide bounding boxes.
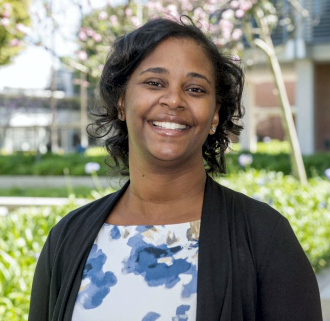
[0,186,93,198]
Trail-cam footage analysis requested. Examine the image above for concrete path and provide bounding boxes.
[317,267,330,321]
[0,196,89,214]
[0,175,125,189]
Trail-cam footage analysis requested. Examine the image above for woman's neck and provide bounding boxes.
[108,157,207,226]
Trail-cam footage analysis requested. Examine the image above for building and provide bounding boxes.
[240,0,330,154]
[0,69,84,153]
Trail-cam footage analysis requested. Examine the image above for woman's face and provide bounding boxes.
[119,37,219,169]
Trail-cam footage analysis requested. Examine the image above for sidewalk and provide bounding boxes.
[317,267,330,321]
[0,175,126,189]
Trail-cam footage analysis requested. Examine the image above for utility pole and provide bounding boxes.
[80,71,88,148]
[49,0,58,153]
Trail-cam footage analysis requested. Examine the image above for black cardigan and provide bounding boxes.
[29,176,322,321]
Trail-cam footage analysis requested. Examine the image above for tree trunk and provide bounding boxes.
[254,8,307,185]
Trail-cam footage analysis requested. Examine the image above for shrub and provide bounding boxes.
[216,170,330,270]
[0,170,329,320]
[0,201,78,320]
[1,149,329,178]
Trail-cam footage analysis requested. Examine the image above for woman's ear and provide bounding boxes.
[209,106,220,135]
[117,97,126,121]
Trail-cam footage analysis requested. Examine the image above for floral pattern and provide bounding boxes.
[72,220,200,321]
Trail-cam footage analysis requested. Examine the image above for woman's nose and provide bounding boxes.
[158,89,187,110]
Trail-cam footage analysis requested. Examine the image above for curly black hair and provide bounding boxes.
[88,16,244,175]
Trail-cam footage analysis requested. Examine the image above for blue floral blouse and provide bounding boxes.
[72,220,201,321]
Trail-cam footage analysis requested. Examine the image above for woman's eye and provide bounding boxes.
[145,81,162,87]
[188,87,205,94]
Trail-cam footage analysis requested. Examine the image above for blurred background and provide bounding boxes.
[0,0,330,320]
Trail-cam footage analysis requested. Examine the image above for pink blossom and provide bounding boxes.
[219,19,234,40]
[230,1,240,9]
[235,9,245,18]
[9,38,20,47]
[222,9,234,20]
[77,51,87,61]
[110,15,118,26]
[2,10,10,18]
[98,11,108,20]
[86,28,95,37]
[78,30,87,41]
[130,16,141,27]
[194,7,207,20]
[232,28,243,41]
[232,54,241,61]
[240,1,253,11]
[166,4,178,16]
[181,0,193,11]
[145,2,154,9]
[152,2,164,12]
[125,8,133,16]
[3,3,11,10]
[0,18,10,27]
[16,23,31,35]
[93,33,102,42]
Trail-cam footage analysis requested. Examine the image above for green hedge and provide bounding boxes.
[0,150,330,178]
[0,200,79,320]
[0,152,109,176]
[1,170,329,320]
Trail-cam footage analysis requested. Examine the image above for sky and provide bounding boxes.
[0,46,52,90]
[0,0,112,90]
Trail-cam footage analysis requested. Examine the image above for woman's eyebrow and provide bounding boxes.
[187,72,211,85]
[140,67,169,75]
[139,68,211,85]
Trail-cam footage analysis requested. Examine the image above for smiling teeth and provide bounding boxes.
[153,121,187,130]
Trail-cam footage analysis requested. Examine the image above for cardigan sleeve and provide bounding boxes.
[256,216,322,320]
[28,228,53,321]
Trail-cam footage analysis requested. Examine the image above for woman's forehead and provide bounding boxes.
[133,38,214,81]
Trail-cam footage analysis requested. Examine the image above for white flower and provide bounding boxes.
[110,15,118,27]
[222,9,234,20]
[98,11,108,20]
[0,18,10,27]
[85,162,100,174]
[16,23,31,35]
[78,30,87,41]
[238,153,253,167]
[235,9,245,19]
[93,33,102,42]
[77,51,87,61]
[232,28,243,41]
[9,38,20,47]
[325,168,330,180]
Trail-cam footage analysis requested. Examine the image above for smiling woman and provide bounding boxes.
[29,17,322,321]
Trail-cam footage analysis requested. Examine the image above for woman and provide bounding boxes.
[29,17,322,321]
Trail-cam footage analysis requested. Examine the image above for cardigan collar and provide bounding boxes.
[61,175,236,321]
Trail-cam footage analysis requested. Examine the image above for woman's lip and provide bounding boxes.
[152,121,188,130]
[148,121,190,136]
[149,114,190,127]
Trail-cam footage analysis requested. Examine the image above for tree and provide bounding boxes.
[0,0,30,66]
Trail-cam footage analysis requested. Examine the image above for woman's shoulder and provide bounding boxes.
[207,176,286,232]
[49,188,124,243]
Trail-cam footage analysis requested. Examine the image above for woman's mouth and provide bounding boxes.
[152,121,188,131]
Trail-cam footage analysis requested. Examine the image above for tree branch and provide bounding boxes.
[287,0,309,18]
